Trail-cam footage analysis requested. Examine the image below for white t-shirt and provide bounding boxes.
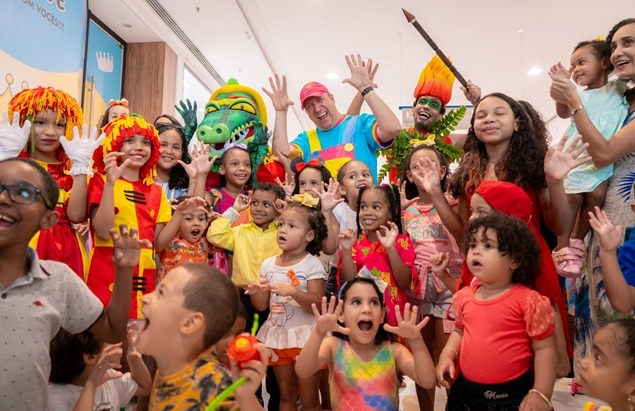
[256,254,326,349]
[333,202,357,232]
[47,372,138,411]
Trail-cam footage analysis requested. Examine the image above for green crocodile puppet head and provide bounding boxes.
[196,78,268,159]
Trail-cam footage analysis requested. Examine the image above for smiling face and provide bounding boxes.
[31,109,66,162]
[298,168,324,194]
[412,95,443,132]
[570,45,607,88]
[469,193,494,220]
[277,207,314,253]
[358,188,391,232]
[119,134,152,169]
[178,211,208,243]
[339,161,373,203]
[473,96,517,148]
[249,189,279,228]
[579,324,635,409]
[304,93,340,131]
[466,227,517,286]
[611,22,635,80]
[157,129,185,171]
[220,148,251,188]
[339,282,385,345]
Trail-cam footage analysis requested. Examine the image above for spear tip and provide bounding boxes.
[402,8,415,22]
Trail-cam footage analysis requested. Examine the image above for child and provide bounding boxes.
[0,157,145,410]
[549,39,629,278]
[88,115,172,319]
[133,263,266,410]
[339,184,415,333]
[97,99,130,131]
[399,144,463,410]
[295,277,437,410]
[247,202,328,410]
[208,145,252,215]
[334,159,374,232]
[155,196,214,281]
[437,213,557,409]
[579,319,635,411]
[5,87,104,277]
[215,303,248,369]
[47,328,152,411]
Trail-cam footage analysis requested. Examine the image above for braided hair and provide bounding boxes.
[355,184,403,235]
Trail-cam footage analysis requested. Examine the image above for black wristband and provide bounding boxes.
[360,86,374,97]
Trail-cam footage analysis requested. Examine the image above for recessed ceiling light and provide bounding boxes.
[122,23,132,28]
[326,72,339,80]
[517,29,524,34]
[527,67,543,76]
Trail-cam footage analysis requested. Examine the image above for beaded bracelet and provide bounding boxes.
[441,346,458,358]
[528,388,552,409]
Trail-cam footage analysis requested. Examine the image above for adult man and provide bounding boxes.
[264,54,402,179]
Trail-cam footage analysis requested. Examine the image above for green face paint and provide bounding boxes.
[416,97,442,111]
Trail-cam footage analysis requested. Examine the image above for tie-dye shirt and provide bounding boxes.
[330,339,398,411]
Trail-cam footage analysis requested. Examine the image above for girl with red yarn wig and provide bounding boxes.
[87,115,171,319]
[6,86,104,277]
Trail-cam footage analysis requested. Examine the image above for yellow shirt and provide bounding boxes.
[207,207,281,288]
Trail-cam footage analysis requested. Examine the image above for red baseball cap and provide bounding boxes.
[300,82,330,110]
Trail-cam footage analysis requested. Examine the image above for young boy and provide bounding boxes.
[134,263,266,410]
[0,157,145,410]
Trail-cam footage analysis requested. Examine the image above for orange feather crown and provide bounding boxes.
[413,55,456,106]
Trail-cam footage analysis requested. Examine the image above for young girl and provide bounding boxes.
[549,39,629,278]
[155,196,214,281]
[579,319,635,411]
[295,277,436,410]
[87,115,172,319]
[339,184,416,335]
[208,146,252,214]
[96,98,130,131]
[334,159,374,232]
[399,144,463,410]
[437,213,557,409]
[6,87,104,277]
[247,202,328,411]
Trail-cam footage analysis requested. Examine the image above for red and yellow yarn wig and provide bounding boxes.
[413,55,456,107]
[93,114,160,186]
[8,86,83,169]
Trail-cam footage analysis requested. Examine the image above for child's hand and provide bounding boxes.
[109,225,152,268]
[61,125,105,172]
[312,296,350,336]
[232,193,252,213]
[277,172,296,198]
[269,283,296,297]
[398,178,419,210]
[377,221,399,250]
[338,228,357,250]
[519,390,552,411]
[104,152,131,184]
[412,158,443,195]
[126,325,142,360]
[274,198,288,214]
[383,303,428,341]
[460,80,482,106]
[310,179,344,213]
[87,343,124,387]
[231,343,269,397]
[589,206,623,252]
[544,135,592,182]
[174,197,208,215]
[548,62,571,79]
[209,211,222,221]
[188,143,216,176]
[549,73,579,107]
[72,221,90,237]
[430,252,450,275]
[436,355,456,389]
[0,111,31,161]
[245,279,269,296]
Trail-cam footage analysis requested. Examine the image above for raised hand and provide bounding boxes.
[104,152,131,184]
[398,178,419,210]
[277,172,295,198]
[87,343,124,387]
[61,125,105,175]
[126,326,142,360]
[544,135,592,182]
[367,59,379,89]
[109,224,152,268]
[310,179,344,213]
[312,296,350,336]
[589,206,623,252]
[189,143,216,175]
[0,111,31,161]
[174,99,198,139]
[412,158,443,195]
[377,221,399,250]
[383,303,428,340]
[549,73,579,107]
[343,54,373,92]
[338,228,357,250]
[262,74,294,112]
[232,193,252,213]
[460,80,482,106]
[430,252,451,275]
[175,196,208,215]
[549,62,571,79]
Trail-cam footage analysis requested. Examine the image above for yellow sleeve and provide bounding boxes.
[156,190,172,224]
[207,213,239,252]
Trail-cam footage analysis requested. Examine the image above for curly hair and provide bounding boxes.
[333,277,392,345]
[156,123,191,190]
[606,19,635,58]
[463,213,540,286]
[573,39,613,72]
[219,146,253,189]
[603,319,635,374]
[281,202,328,255]
[399,145,450,201]
[290,157,332,196]
[449,93,547,199]
[49,329,102,384]
[356,185,403,235]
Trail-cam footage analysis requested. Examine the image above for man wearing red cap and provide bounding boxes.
[263,54,402,180]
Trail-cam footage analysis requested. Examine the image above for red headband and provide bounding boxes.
[475,180,532,223]
[293,158,321,173]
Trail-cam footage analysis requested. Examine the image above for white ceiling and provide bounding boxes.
[90,0,633,140]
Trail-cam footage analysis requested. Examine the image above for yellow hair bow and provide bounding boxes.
[409,134,436,148]
[290,193,319,208]
[595,36,606,42]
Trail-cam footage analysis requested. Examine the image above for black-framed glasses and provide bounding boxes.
[0,183,54,210]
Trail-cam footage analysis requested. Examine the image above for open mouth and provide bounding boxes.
[358,320,373,332]
[135,318,149,334]
[615,59,631,68]
[213,123,255,151]
[0,214,16,229]
[191,228,201,237]
[356,183,368,189]
[470,259,482,268]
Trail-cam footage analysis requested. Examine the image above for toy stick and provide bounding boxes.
[401,8,468,88]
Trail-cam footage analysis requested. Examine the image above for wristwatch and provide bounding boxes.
[360,86,374,98]
[571,105,585,115]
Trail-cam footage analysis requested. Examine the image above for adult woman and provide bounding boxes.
[550,18,635,391]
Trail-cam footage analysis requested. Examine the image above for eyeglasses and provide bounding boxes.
[416,97,442,111]
[154,122,185,132]
[0,183,54,210]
